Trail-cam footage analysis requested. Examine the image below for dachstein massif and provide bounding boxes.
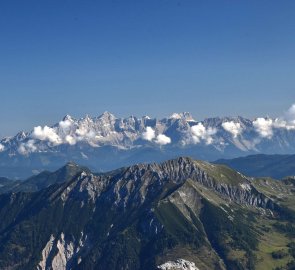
[1,112,295,179]
[1,113,295,270]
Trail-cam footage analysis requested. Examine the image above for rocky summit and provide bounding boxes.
[1,157,295,269]
[1,112,295,179]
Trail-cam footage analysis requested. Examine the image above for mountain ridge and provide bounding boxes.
[215,154,295,179]
[1,112,295,179]
[1,157,295,269]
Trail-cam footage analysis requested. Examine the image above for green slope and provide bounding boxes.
[0,157,295,269]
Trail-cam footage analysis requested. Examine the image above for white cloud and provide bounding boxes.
[155,134,171,145]
[252,104,295,139]
[75,127,88,137]
[65,135,76,145]
[253,118,273,138]
[32,126,62,145]
[142,127,171,145]
[59,119,73,129]
[285,104,295,123]
[222,121,243,138]
[0,143,4,152]
[18,140,37,155]
[277,104,295,130]
[142,127,156,141]
[191,123,217,145]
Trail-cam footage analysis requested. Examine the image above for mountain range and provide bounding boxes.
[216,154,295,179]
[1,112,295,179]
[1,157,295,269]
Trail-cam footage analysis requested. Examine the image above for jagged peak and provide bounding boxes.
[164,156,195,165]
[62,114,74,122]
[54,162,92,179]
[83,114,93,121]
[169,112,195,121]
[98,111,116,120]
[14,131,27,140]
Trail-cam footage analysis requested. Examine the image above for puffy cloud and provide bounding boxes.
[222,121,243,138]
[191,123,217,145]
[142,127,156,141]
[285,104,295,123]
[18,140,37,155]
[59,119,73,129]
[65,135,76,145]
[278,104,295,129]
[75,127,88,137]
[32,126,62,145]
[253,104,295,139]
[253,118,273,138]
[75,128,96,141]
[155,134,171,145]
[0,143,4,152]
[274,120,295,130]
[142,127,171,145]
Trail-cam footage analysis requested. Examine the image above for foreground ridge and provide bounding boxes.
[0,157,295,269]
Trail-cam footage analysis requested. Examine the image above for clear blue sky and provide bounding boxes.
[1,0,295,136]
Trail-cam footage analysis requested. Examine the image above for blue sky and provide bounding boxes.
[0,0,295,136]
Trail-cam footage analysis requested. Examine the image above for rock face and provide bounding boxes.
[0,157,293,270]
[44,157,275,210]
[1,112,295,179]
[157,259,199,270]
[37,232,86,270]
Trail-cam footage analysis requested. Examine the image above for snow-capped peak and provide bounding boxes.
[1,110,295,160]
[62,114,74,122]
[98,111,116,120]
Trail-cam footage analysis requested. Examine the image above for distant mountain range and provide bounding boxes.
[1,112,295,179]
[216,154,295,179]
[1,157,295,269]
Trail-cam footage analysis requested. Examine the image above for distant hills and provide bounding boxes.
[1,112,295,179]
[216,154,295,179]
[0,162,87,194]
